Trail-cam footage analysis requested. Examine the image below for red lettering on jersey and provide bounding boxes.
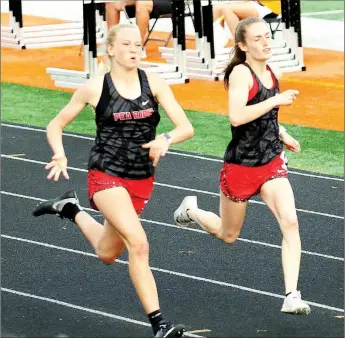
[113,108,155,121]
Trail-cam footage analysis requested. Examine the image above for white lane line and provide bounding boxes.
[2,234,344,313]
[140,219,344,261]
[2,123,343,182]
[2,190,343,261]
[1,287,204,338]
[2,155,344,220]
[302,10,344,16]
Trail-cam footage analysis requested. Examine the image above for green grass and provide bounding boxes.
[306,13,344,20]
[301,1,344,13]
[301,1,344,20]
[2,82,344,177]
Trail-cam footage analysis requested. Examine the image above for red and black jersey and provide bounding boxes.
[224,62,283,166]
[88,70,160,179]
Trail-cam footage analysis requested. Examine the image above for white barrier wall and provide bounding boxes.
[1,0,342,51]
[0,0,194,33]
[1,0,83,21]
[1,0,9,12]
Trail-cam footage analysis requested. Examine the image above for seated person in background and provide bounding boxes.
[105,0,172,58]
[212,0,279,50]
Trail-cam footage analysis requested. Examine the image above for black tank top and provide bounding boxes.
[88,70,160,179]
[224,62,283,166]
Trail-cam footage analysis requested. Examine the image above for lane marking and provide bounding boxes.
[5,153,26,157]
[302,10,344,16]
[1,287,204,338]
[2,155,344,220]
[2,235,344,313]
[2,190,344,261]
[2,123,343,182]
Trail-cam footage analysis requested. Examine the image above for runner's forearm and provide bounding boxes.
[46,119,66,157]
[163,124,194,145]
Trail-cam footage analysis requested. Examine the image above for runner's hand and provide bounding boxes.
[275,90,299,106]
[45,154,70,181]
[142,137,170,167]
[281,133,301,152]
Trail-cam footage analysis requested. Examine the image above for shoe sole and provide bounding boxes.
[32,200,59,217]
[32,190,79,217]
[173,205,189,228]
[173,197,197,228]
[164,324,185,338]
[281,307,311,315]
[174,211,190,228]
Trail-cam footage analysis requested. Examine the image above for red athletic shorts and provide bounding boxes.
[220,152,288,202]
[88,170,154,214]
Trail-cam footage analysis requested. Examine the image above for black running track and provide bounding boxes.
[1,123,344,338]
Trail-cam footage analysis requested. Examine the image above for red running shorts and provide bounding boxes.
[220,152,288,202]
[88,169,154,215]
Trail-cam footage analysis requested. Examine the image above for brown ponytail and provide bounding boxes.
[223,16,266,90]
[223,45,246,90]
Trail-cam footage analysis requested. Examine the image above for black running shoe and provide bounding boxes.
[154,322,185,338]
[32,190,82,221]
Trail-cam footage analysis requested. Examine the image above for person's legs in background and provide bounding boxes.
[218,2,259,37]
[105,1,134,29]
[104,1,152,58]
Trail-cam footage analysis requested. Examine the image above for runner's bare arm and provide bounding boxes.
[228,65,281,126]
[148,73,194,144]
[46,81,95,157]
[279,124,288,138]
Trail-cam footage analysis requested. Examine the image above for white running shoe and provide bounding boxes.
[281,291,311,315]
[174,196,198,227]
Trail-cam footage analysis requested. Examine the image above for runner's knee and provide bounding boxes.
[106,2,121,11]
[280,213,299,233]
[136,0,153,12]
[96,249,119,265]
[222,233,239,244]
[128,239,150,258]
[219,227,242,244]
[96,244,125,265]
